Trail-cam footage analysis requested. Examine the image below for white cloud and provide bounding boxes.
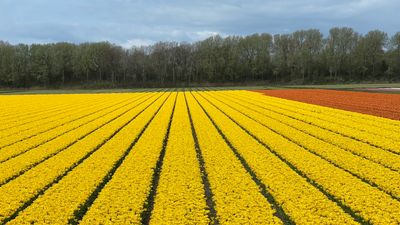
[121,38,155,48]
[188,31,225,41]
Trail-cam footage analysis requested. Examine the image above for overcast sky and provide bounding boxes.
[0,0,399,47]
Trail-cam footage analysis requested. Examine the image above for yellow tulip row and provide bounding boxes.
[199,91,400,224]
[192,92,358,224]
[221,91,400,172]
[240,91,400,131]
[1,90,398,224]
[0,94,106,130]
[186,93,282,225]
[261,94,400,141]
[6,93,169,224]
[227,91,400,145]
[0,88,161,134]
[79,93,176,224]
[0,92,153,164]
[208,92,400,197]
[0,94,124,136]
[81,94,176,224]
[0,94,79,118]
[234,91,400,142]
[0,94,136,147]
[0,93,159,186]
[0,93,165,223]
[150,93,210,224]
[257,91,400,130]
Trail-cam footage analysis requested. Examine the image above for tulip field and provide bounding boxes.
[255,89,400,120]
[0,90,399,225]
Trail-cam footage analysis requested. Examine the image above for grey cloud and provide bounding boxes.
[0,0,398,46]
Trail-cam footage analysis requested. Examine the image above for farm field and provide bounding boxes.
[0,90,399,224]
[255,89,400,120]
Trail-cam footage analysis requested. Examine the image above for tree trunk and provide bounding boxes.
[62,69,65,85]
[98,69,102,81]
[142,64,146,83]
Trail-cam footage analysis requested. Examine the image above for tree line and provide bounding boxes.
[0,27,399,88]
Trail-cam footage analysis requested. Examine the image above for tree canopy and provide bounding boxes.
[0,27,399,88]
